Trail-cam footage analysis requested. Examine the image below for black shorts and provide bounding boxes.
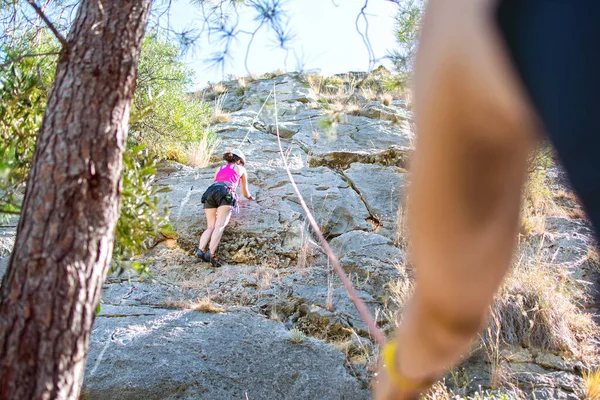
[497,1,600,237]
[201,182,236,209]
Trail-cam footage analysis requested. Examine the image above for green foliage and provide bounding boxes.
[318,115,340,139]
[130,33,216,163]
[234,85,246,96]
[323,75,344,88]
[0,33,197,274]
[390,0,426,86]
[0,39,58,220]
[111,145,171,275]
[382,74,408,93]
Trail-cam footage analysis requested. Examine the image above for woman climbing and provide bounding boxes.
[196,149,254,267]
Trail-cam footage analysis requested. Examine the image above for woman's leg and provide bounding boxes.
[208,205,232,254]
[198,208,217,251]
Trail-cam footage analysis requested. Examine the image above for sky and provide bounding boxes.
[165,0,400,89]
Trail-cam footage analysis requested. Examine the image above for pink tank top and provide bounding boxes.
[214,163,240,191]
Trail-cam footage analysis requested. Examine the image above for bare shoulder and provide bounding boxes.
[236,164,247,177]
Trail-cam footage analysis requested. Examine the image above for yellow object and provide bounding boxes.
[584,369,600,400]
[383,340,433,392]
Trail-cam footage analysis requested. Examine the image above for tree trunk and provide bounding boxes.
[0,1,150,398]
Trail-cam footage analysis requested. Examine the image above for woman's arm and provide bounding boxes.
[239,169,253,199]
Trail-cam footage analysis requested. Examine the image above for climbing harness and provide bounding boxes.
[214,164,240,213]
[272,82,386,347]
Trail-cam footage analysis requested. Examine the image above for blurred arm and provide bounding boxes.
[375,0,539,398]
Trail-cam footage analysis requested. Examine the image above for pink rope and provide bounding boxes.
[272,83,386,346]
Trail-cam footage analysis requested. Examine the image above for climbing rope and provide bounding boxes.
[272,82,386,346]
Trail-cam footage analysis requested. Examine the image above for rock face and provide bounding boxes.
[160,72,412,264]
[79,72,415,399]
[0,227,15,278]
[82,73,599,398]
[82,306,369,400]
[0,72,596,399]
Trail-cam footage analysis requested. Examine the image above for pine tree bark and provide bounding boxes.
[0,1,150,398]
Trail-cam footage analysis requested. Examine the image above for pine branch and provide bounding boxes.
[26,0,68,49]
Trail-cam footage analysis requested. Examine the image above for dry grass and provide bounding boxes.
[331,338,354,354]
[422,381,455,400]
[568,207,587,219]
[255,266,274,290]
[312,129,320,144]
[192,298,226,313]
[186,136,218,168]
[380,92,393,106]
[394,204,410,250]
[289,328,305,344]
[321,100,362,120]
[305,73,327,95]
[163,298,225,313]
[584,369,600,400]
[296,222,315,270]
[211,82,226,95]
[322,87,353,105]
[488,246,598,361]
[480,316,525,395]
[325,275,334,312]
[587,245,600,271]
[305,72,404,108]
[325,101,345,114]
[521,167,565,236]
[382,262,413,329]
[211,93,231,124]
[360,87,377,101]
[423,383,522,400]
[521,146,571,235]
[330,331,377,369]
[305,73,358,106]
[554,189,579,203]
[345,102,361,116]
[306,74,323,94]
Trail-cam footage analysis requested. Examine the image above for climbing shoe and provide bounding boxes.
[202,250,212,263]
[195,248,206,260]
[210,255,223,268]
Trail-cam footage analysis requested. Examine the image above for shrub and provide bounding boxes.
[129,34,216,163]
[111,145,172,275]
[323,75,345,88]
[0,38,57,219]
